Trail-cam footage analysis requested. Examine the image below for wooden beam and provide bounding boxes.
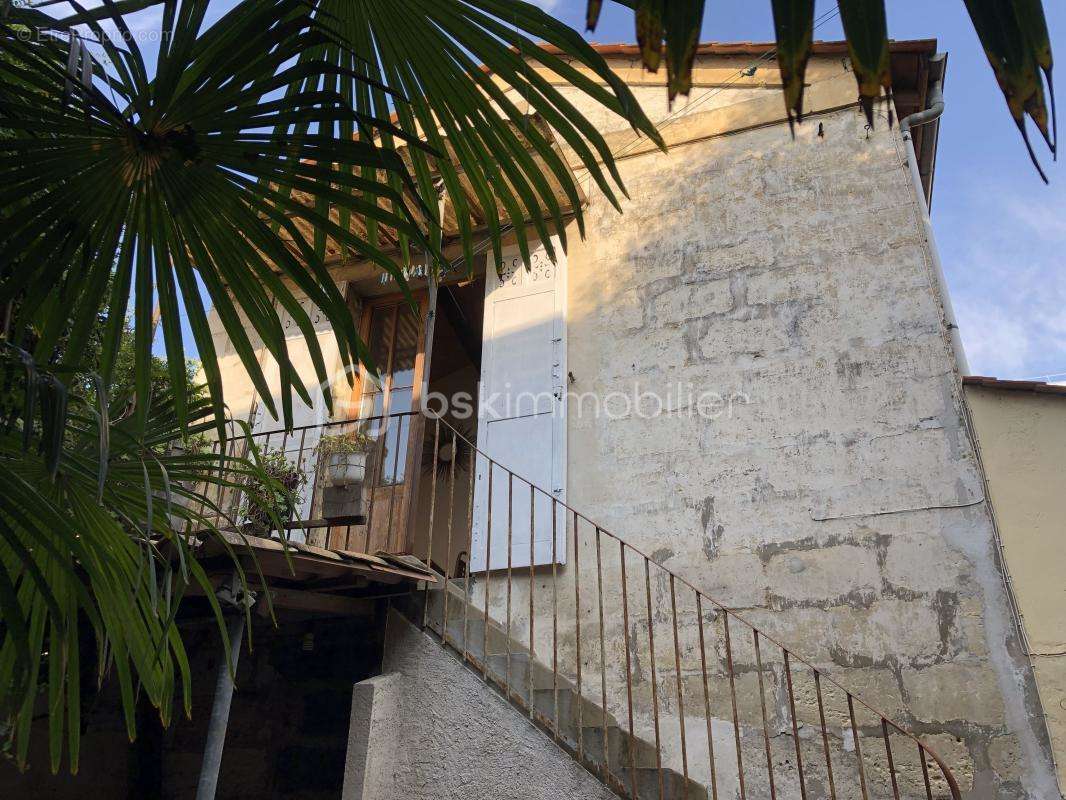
[257,587,375,617]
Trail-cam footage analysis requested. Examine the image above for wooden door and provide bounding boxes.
[334,294,427,554]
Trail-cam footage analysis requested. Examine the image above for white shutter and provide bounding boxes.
[471,239,566,571]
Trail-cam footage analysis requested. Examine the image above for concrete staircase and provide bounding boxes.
[402,580,708,800]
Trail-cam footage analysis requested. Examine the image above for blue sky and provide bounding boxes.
[111,1,1064,380]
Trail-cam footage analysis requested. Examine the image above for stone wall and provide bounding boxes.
[468,52,1058,798]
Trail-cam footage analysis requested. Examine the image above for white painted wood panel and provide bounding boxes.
[471,239,566,571]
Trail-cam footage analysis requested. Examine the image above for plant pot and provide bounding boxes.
[324,450,368,487]
[321,484,364,522]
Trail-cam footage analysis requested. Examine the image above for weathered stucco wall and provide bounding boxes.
[342,609,615,800]
[201,47,1058,799]
[965,384,1066,791]
[470,53,1057,798]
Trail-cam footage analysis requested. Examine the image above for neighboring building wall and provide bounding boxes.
[965,383,1066,792]
[343,609,615,800]
[476,51,1056,797]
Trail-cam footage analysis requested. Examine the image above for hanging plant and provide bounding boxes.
[240,450,307,538]
[319,429,375,487]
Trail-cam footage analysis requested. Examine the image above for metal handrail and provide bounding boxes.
[191,411,419,552]
[207,408,961,798]
[417,407,961,800]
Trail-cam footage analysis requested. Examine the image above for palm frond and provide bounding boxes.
[589,0,1055,176]
[0,347,283,773]
[0,0,433,433]
[302,0,664,277]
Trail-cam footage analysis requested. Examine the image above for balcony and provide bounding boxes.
[195,411,423,558]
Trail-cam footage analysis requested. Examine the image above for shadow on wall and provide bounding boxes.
[404,103,1050,798]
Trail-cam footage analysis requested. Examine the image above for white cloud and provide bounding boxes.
[955,299,1033,376]
[940,182,1066,380]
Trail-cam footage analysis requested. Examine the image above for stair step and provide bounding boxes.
[580,724,661,771]
[530,687,581,743]
[635,767,707,800]
[408,587,710,800]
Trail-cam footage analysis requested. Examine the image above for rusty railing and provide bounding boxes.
[190,411,417,554]
[415,409,962,800]
[193,408,961,798]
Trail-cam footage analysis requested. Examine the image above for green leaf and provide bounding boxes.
[772,0,816,131]
[836,0,892,126]
[964,0,1054,180]
[663,0,705,102]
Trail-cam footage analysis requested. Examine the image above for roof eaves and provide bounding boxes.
[963,376,1066,397]
[537,39,939,59]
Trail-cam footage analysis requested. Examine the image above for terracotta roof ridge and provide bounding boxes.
[534,39,938,58]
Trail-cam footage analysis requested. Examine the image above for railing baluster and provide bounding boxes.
[421,416,439,628]
[814,669,837,800]
[848,693,870,800]
[382,415,403,551]
[919,742,934,800]
[573,510,584,765]
[341,422,354,547]
[723,613,746,800]
[670,574,690,792]
[550,497,560,742]
[644,556,664,800]
[482,462,493,682]
[753,631,777,800]
[784,651,807,800]
[528,486,536,720]
[441,429,457,642]
[696,593,719,800]
[595,528,610,783]
[505,472,513,699]
[277,429,290,540]
[462,443,475,663]
[361,415,388,552]
[883,719,901,800]
[620,542,638,798]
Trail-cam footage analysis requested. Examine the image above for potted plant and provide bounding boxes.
[319,429,374,487]
[240,450,307,538]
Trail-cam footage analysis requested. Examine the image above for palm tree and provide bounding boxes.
[1,0,665,772]
[0,0,1054,775]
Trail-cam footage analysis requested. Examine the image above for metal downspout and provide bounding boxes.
[899,53,971,375]
[907,55,1064,795]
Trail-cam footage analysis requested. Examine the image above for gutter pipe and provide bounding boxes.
[899,53,971,375]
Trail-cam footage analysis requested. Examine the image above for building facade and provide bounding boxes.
[8,40,1059,800]
[211,41,1058,800]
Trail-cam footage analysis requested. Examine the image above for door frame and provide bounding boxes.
[347,290,429,555]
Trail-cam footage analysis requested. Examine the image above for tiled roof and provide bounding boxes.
[537,39,938,58]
